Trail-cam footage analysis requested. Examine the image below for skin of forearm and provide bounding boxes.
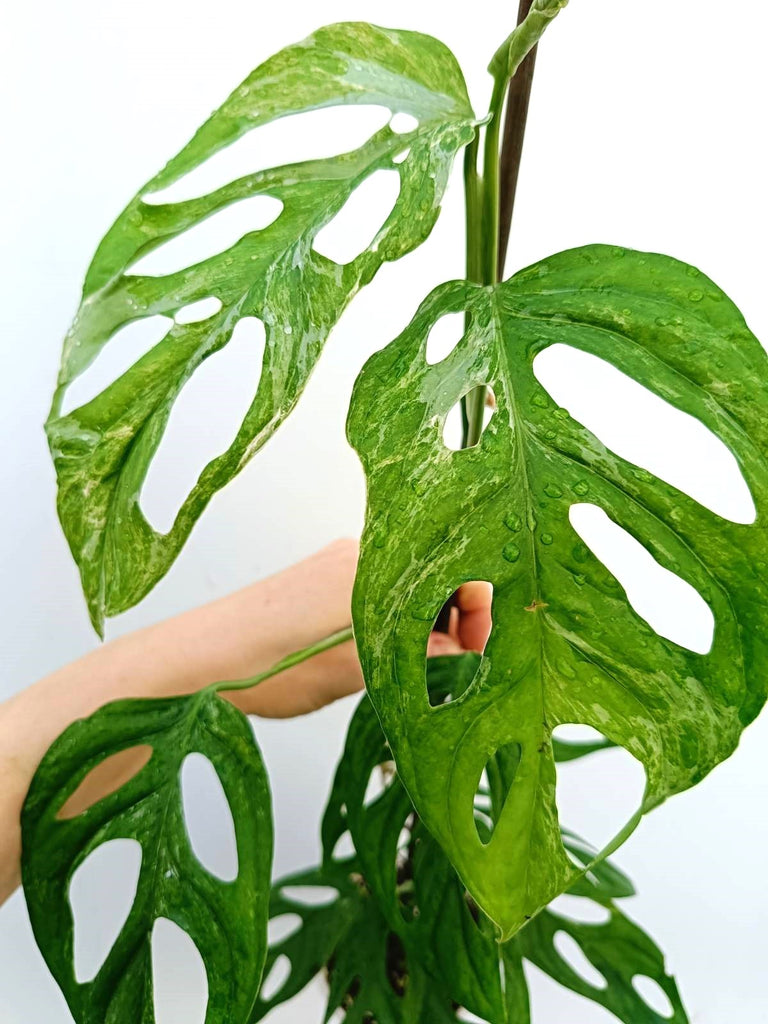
[0,538,361,906]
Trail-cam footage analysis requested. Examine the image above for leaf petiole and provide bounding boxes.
[213,626,355,696]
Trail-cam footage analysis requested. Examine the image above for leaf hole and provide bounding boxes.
[533,343,756,524]
[279,885,338,907]
[143,105,392,205]
[180,753,238,882]
[57,745,153,819]
[129,195,283,277]
[569,503,715,654]
[427,586,493,707]
[555,731,645,854]
[426,311,465,365]
[331,830,355,861]
[548,894,611,925]
[475,741,522,845]
[69,838,142,983]
[312,168,400,265]
[139,315,265,534]
[552,723,613,763]
[632,975,675,1019]
[363,761,396,807]
[61,316,172,416]
[267,913,303,947]
[260,954,291,1001]
[443,386,496,451]
[389,112,419,134]
[392,147,410,165]
[151,918,208,1024]
[174,296,222,324]
[553,931,607,990]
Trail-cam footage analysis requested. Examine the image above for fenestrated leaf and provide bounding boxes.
[250,862,460,1024]
[321,658,650,1022]
[48,22,476,632]
[318,655,685,1023]
[519,903,688,1024]
[22,690,272,1024]
[321,656,507,1021]
[249,863,362,1021]
[348,243,768,937]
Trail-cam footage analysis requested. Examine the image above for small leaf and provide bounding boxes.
[348,244,768,937]
[22,690,272,1024]
[520,905,688,1023]
[250,864,459,1024]
[46,21,476,632]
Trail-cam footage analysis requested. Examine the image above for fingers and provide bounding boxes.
[454,581,493,653]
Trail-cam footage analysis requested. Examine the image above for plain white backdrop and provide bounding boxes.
[1,1,767,1021]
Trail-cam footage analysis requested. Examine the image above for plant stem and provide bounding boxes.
[498,0,539,275]
[461,0,563,450]
[214,626,354,695]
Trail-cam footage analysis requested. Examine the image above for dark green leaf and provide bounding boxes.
[22,690,272,1024]
[48,22,476,632]
[249,863,361,1021]
[251,863,459,1023]
[520,903,688,1024]
[348,243,768,936]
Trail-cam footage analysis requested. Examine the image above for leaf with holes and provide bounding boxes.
[321,655,509,1020]
[250,863,459,1023]
[519,903,689,1023]
[320,656,642,1022]
[21,690,272,1024]
[48,21,476,632]
[348,243,768,938]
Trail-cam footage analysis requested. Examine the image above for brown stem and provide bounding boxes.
[497,0,539,276]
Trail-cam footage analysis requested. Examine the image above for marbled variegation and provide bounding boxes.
[47,22,476,632]
[348,243,768,938]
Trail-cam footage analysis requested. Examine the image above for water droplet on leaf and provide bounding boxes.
[502,542,521,563]
[504,512,522,532]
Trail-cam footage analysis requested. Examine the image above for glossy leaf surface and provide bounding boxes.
[48,21,475,632]
[22,691,272,1024]
[348,244,768,937]
[269,657,686,1022]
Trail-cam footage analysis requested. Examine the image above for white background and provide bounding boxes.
[1,1,767,1021]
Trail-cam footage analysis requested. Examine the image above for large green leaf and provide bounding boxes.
[22,690,272,1024]
[48,22,476,632]
[348,243,768,937]
[252,656,684,1022]
[320,657,682,1024]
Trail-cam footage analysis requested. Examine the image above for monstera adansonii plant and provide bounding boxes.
[17,2,768,1022]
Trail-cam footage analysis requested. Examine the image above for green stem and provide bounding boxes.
[480,74,508,288]
[462,130,486,449]
[463,133,483,287]
[462,0,567,449]
[214,626,354,695]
